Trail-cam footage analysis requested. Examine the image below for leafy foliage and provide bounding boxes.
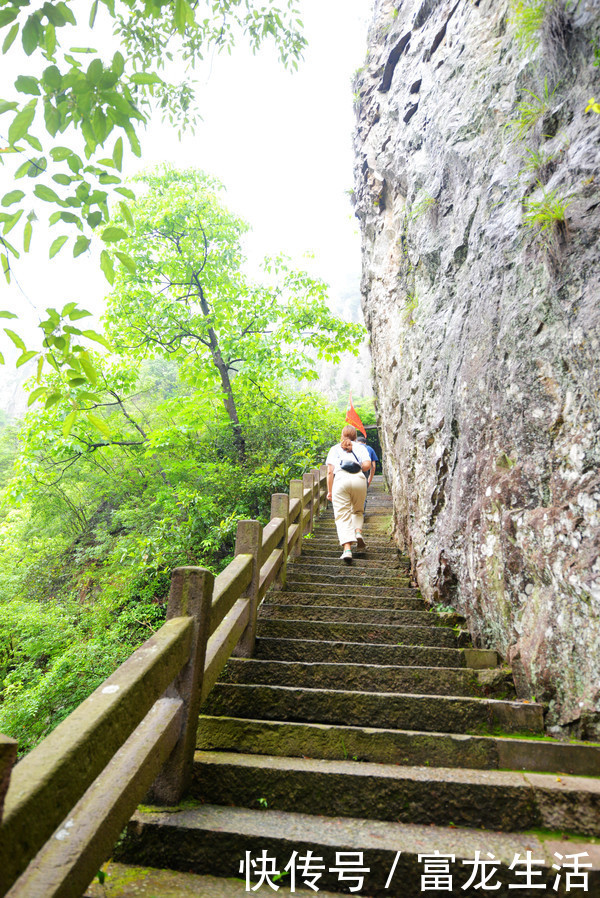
[0,358,343,754]
[0,0,307,395]
[102,165,365,458]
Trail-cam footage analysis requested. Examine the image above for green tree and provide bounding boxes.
[0,0,307,383]
[102,165,365,460]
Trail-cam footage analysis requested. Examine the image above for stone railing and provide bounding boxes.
[0,465,328,898]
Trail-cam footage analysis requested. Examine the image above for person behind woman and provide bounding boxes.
[326,424,372,563]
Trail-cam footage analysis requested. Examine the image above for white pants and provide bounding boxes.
[332,470,367,545]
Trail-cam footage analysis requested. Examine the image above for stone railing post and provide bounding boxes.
[232,519,262,658]
[289,479,304,555]
[311,467,321,516]
[303,471,315,534]
[270,493,289,591]
[148,566,214,805]
[0,734,17,825]
[320,464,329,509]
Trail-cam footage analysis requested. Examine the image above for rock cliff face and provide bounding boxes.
[354,0,600,735]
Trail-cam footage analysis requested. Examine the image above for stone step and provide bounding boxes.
[291,554,407,569]
[218,658,513,698]
[259,603,438,627]
[190,752,600,836]
[283,581,419,597]
[202,682,544,735]
[114,804,600,896]
[197,716,600,777]
[86,861,349,898]
[256,618,464,648]
[254,636,498,669]
[286,566,410,585]
[300,545,404,559]
[316,522,392,531]
[265,591,425,610]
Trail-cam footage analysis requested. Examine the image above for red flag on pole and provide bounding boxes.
[345,393,367,438]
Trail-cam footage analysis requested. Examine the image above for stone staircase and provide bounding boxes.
[95,478,600,897]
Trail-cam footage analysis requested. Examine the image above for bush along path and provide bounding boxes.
[95,477,600,897]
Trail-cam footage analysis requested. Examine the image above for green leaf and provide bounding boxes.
[112,51,124,77]
[68,309,92,320]
[50,146,74,161]
[81,329,111,349]
[101,226,127,243]
[73,235,91,257]
[23,133,43,151]
[175,0,195,33]
[86,58,103,85]
[114,250,136,273]
[130,73,162,85]
[3,209,23,235]
[16,350,38,367]
[62,409,78,435]
[42,65,62,91]
[0,100,18,115]
[1,190,25,207]
[24,220,32,251]
[4,328,26,350]
[89,0,99,28]
[112,136,123,171]
[22,14,43,56]
[87,411,111,437]
[44,392,62,409]
[15,76,40,96]
[0,311,18,319]
[2,23,19,54]
[1,254,9,284]
[8,100,37,145]
[34,183,60,203]
[0,11,18,28]
[118,201,134,229]
[27,386,46,406]
[79,350,97,384]
[49,235,68,258]
[115,186,135,200]
[45,22,56,57]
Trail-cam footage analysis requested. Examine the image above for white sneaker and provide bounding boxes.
[355,531,366,550]
[340,548,353,563]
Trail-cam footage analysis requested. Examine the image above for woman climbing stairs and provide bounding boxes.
[96,477,600,896]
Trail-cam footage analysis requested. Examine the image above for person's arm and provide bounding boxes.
[368,460,375,485]
[356,443,371,473]
[326,464,335,500]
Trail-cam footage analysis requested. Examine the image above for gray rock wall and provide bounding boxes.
[354,0,600,735]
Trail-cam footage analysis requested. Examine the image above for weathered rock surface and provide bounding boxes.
[354,0,600,734]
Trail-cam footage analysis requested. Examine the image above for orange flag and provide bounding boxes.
[345,393,367,438]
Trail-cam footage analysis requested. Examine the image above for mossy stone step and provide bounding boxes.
[218,658,511,698]
[253,636,497,669]
[268,591,425,610]
[259,603,439,627]
[283,582,419,597]
[291,554,407,569]
[114,804,600,896]
[86,861,348,897]
[202,682,544,736]
[197,716,600,777]
[191,751,600,836]
[256,618,463,648]
[286,566,410,585]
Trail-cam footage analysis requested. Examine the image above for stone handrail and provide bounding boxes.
[0,464,328,898]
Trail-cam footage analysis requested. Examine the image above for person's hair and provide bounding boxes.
[341,424,356,451]
[356,434,367,443]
